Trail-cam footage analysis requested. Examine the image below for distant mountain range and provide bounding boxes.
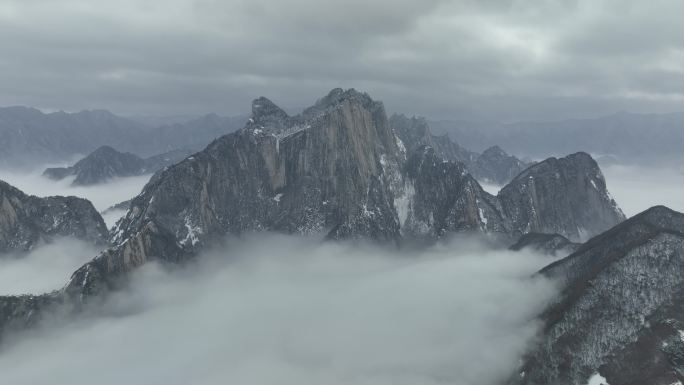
[390,114,529,185]
[5,104,684,170]
[43,146,191,186]
[0,89,624,304]
[0,106,246,168]
[430,111,684,164]
[0,89,681,385]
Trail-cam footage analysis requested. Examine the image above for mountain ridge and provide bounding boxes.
[43,146,191,185]
[0,179,108,253]
[516,205,684,385]
[390,113,529,185]
[0,89,627,353]
[0,106,245,168]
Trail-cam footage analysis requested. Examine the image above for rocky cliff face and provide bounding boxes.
[43,146,191,186]
[516,206,684,385]
[399,145,508,240]
[472,145,530,185]
[63,89,406,295]
[0,294,61,338]
[57,89,624,298]
[390,114,528,185]
[0,179,108,253]
[498,152,626,242]
[390,114,478,164]
[0,89,627,341]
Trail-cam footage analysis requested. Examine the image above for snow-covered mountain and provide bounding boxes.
[0,89,628,367]
[516,206,684,385]
[56,89,624,299]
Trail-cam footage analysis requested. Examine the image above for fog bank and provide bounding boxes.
[0,166,150,227]
[0,235,556,385]
[0,238,101,295]
[602,164,684,217]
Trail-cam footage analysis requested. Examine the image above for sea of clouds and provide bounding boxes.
[0,159,682,384]
[0,235,556,385]
[0,164,151,228]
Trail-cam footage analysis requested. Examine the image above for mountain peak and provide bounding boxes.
[251,97,287,119]
[498,152,625,241]
[390,113,432,143]
[90,145,120,155]
[317,87,369,105]
[0,178,108,252]
[482,145,506,156]
[564,151,594,163]
[520,205,684,384]
[633,204,675,218]
[303,88,379,117]
[73,109,120,121]
[248,97,290,133]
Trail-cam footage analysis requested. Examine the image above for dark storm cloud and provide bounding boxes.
[0,0,682,120]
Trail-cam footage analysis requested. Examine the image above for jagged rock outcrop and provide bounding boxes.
[390,114,528,185]
[516,206,684,385]
[390,114,478,165]
[472,145,530,185]
[0,179,108,253]
[0,89,627,341]
[59,89,624,297]
[509,232,580,256]
[43,146,191,186]
[498,152,626,242]
[141,148,193,172]
[101,199,132,215]
[400,145,508,240]
[64,88,405,295]
[0,294,61,338]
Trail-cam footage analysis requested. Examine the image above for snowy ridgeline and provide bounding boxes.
[520,206,684,385]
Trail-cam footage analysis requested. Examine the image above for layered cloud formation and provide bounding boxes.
[1,0,683,120]
[0,236,555,385]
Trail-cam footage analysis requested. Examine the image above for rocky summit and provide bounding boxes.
[474,145,530,186]
[390,114,529,185]
[58,88,625,298]
[43,146,191,186]
[0,179,108,253]
[0,89,627,340]
[516,206,684,385]
[400,145,508,240]
[498,152,626,242]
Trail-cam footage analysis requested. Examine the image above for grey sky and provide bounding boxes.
[0,0,683,121]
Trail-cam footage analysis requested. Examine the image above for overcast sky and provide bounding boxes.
[1,0,683,121]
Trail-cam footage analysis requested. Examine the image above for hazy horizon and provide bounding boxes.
[1,2,683,384]
[3,95,684,127]
[2,1,684,121]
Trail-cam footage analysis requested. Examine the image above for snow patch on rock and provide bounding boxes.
[587,373,609,385]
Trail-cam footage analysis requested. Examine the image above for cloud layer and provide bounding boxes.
[602,164,684,217]
[1,0,683,120]
[0,238,100,295]
[0,235,556,385]
[0,165,150,227]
